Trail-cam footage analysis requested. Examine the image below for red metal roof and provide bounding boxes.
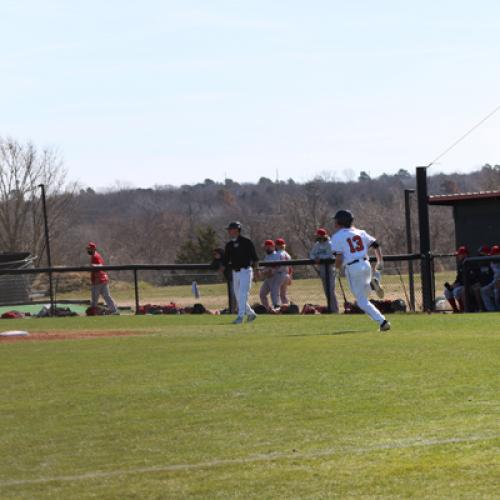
[428,190,500,205]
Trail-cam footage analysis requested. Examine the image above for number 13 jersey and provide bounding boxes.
[330,227,376,264]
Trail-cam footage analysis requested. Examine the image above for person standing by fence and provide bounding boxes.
[211,248,236,313]
[259,240,283,312]
[222,222,258,324]
[309,228,339,313]
[86,242,118,314]
[275,238,292,306]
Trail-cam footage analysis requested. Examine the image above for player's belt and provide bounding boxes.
[346,258,368,266]
[233,266,251,272]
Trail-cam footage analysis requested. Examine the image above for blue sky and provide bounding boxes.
[1,0,499,188]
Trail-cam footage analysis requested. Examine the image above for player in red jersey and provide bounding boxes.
[87,242,118,314]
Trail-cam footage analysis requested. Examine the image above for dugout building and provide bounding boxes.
[428,190,500,251]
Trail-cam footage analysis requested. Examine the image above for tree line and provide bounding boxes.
[1,136,499,269]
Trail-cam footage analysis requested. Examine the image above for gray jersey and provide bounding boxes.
[275,249,291,274]
[309,239,334,260]
[262,251,282,275]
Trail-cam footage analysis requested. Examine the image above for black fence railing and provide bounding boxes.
[0,253,428,316]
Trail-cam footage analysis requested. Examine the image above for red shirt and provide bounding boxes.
[90,251,109,284]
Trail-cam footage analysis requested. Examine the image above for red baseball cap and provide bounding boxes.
[275,238,286,246]
[87,241,97,250]
[478,245,490,255]
[316,228,327,237]
[490,245,500,255]
[264,239,275,247]
[456,246,468,256]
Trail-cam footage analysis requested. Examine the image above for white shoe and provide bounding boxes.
[379,320,391,332]
[247,313,257,323]
[371,277,385,298]
[232,317,244,324]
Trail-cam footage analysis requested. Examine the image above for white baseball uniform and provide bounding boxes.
[330,227,385,324]
[309,237,339,313]
[260,251,284,308]
[276,248,292,305]
[233,267,255,317]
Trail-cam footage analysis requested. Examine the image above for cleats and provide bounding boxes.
[379,320,391,332]
[247,313,257,323]
[370,277,385,298]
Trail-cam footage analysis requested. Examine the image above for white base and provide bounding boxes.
[0,330,29,337]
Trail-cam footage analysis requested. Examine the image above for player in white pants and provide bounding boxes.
[233,267,256,318]
[259,240,284,311]
[275,238,292,305]
[223,221,259,324]
[330,210,390,332]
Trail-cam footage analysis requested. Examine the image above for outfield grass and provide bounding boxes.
[1,313,498,498]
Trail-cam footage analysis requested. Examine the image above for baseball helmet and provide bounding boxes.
[333,210,353,226]
[478,245,490,255]
[264,239,275,247]
[490,245,500,255]
[226,221,242,231]
[86,241,97,250]
[275,238,286,246]
[456,245,469,256]
[316,228,327,237]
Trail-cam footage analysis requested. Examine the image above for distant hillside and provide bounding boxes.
[53,165,500,266]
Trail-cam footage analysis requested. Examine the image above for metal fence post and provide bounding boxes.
[133,269,140,314]
[226,280,234,313]
[416,166,433,312]
[463,258,471,312]
[404,189,416,311]
[39,184,55,315]
[324,261,332,313]
[430,253,436,307]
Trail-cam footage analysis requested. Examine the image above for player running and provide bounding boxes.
[330,210,390,332]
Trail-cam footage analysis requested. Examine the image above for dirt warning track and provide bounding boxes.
[0,330,156,343]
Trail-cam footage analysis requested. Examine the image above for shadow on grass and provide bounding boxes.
[285,329,367,337]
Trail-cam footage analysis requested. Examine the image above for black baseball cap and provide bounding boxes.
[333,210,353,226]
[226,221,242,230]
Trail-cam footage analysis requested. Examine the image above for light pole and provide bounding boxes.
[39,184,54,315]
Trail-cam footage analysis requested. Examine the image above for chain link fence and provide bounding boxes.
[0,253,35,305]
[0,255,431,317]
[431,253,460,312]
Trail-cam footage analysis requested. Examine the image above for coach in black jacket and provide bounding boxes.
[223,221,259,324]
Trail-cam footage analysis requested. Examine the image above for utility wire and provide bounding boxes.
[427,104,500,168]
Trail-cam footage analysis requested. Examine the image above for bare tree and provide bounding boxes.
[282,182,332,255]
[0,137,75,263]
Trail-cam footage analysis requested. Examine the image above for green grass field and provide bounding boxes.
[1,313,499,498]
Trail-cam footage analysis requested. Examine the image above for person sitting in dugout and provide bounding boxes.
[444,246,469,313]
[480,245,500,311]
[468,245,493,311]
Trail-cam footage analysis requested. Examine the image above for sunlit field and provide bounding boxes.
[1,313,498,498]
